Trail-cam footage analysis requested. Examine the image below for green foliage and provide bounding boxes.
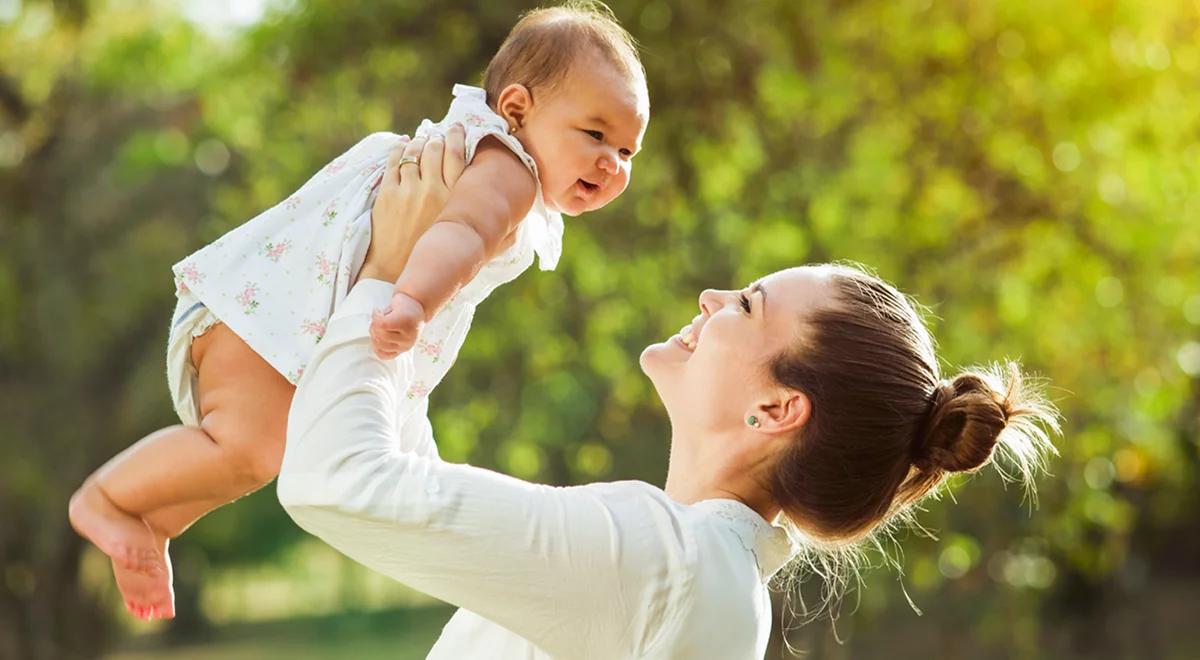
[2,0,1198,658]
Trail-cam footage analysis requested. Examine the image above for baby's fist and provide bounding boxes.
[370,293,426,359]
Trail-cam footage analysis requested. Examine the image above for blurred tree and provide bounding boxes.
[0,2,229,656]
[1,0,1198,658]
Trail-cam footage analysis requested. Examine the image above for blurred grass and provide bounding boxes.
[105,605,456,660]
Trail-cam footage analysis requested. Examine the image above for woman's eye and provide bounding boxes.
[584,129,604,141]
[738,293,751,314]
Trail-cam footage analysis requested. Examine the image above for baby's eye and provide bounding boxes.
[738,293,751,314]
[584,129,604,141]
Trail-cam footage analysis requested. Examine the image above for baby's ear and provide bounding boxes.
[496,83,533,131]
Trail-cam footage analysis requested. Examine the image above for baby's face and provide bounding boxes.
[518,57,649,216]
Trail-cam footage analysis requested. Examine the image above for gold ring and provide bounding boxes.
[397,156,419,168]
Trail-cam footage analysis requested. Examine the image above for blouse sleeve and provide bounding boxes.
[277,280,692,658]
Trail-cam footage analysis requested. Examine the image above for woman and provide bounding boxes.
[278,138,1059,659]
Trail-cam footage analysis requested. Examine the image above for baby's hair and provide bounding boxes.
[483,1,646,106]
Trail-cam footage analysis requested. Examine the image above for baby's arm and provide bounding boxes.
[370,138,537,358]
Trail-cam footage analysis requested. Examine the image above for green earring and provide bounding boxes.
[747,415,760,428]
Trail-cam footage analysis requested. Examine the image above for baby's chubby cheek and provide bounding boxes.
[610,173,631,202]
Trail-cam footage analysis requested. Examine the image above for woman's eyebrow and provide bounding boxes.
[752,282,766,315]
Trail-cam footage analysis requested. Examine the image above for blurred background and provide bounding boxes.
[2,0,1198,658]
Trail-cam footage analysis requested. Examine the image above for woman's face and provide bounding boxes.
[639,266,835,430]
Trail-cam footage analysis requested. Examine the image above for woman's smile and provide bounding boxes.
[673,314,707,352]
[673,332,695,352]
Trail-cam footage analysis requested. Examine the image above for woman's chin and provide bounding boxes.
[638,343,659,374]
[639,340,685,379]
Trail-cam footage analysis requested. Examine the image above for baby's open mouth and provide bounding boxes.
[577,178,600,193]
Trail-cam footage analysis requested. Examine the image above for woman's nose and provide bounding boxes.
[698,288,724,316]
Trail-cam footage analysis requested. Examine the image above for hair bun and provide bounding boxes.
[912,372,1011,473]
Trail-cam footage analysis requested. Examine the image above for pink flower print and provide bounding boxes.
[321,199,339,227]
[462,113,487,128]
[315,254,336,285]
[284,195,301,210]
[174,262,203,294]
[324,159,347,174]
[417,339,443,363]
[406,381,430,400]
[235,282,261,315]
[178,262,204,285]
[300,318,327,342]
[287,365,305,383]
[262,239,292,262]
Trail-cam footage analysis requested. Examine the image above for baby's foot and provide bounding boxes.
[68,481,164,575]
[114,534,175,621]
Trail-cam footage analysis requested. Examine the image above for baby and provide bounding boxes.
[68,3,648,621]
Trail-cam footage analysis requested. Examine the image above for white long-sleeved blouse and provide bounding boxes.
[277,280,796,660]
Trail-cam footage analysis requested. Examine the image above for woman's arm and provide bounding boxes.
[278,281,686,658]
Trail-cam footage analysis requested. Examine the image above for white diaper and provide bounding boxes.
[165,293,222,427]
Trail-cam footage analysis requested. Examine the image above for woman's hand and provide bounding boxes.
[360,125,466,359]
[358,124,467,284]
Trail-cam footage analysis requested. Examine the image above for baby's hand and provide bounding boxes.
[370,293,426,359]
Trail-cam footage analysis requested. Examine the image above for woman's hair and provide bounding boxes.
[482,1,646,105]
[767,264,1059,546]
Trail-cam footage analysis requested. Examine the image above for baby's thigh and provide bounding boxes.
[191,324,295,468]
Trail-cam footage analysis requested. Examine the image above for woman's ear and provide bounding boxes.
[749,389,810,435]
[496,84,533,132]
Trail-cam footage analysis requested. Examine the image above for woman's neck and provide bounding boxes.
[663,428,781,523]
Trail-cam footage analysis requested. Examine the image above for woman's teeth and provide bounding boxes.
[678,326,696,349]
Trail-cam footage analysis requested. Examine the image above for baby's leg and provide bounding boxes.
[69,323,294,618]
[98,324,294,511]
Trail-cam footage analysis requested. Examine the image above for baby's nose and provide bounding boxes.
[598,154,619,174]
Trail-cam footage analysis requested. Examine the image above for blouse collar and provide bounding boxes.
[693,498,797,583]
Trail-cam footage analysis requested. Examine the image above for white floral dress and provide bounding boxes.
[165,84,563,427]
